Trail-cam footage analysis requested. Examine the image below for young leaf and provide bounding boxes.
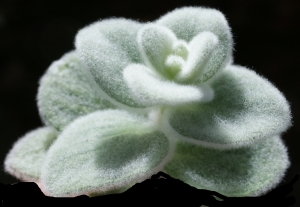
[123,64,214,106]
[176,32,219,83]
[156,7,233,82]
[137,24,177,78]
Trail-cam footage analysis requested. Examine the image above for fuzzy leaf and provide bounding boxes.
[40,110,169,197]
[37,51,116,131]
[123,64,214,106]
[176,32,219,83]
[75,19,145,108]
[164,136,290,197]
[156,7,233,82]
[4,127,57,182]
[168,65,291,149]
[75,7,233,108]
[137,24,177,78]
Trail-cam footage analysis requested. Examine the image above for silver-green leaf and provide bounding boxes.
[75,19,145,108]
[156,7,233,82]
[168,65,291,149]
[37,51,116,131]
[40,110,169,197]
[164,136,290,197]
[4,127,57,182]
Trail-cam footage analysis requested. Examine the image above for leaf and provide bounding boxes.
[168,65,291,149]
[40,110,169,197]
[137,24,177,78]
[4,127,57,182]
[164,135,290,197]
[37,51,116,131]
[75,19,146,108]
[123,64,214,106]
[156,7,233,82]
[75,7,233,108]
[176,32,219,83]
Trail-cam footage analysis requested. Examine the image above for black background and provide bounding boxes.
[0,0,299,206]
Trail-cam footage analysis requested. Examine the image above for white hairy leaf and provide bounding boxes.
[75,19,145,108]
[164,136,290,197]
[137,24,177,78]
[168,65,291,149]
[37,51,116,131]
[176,32,219,83]
[4,127,57,182]
[40,110,169,197]
[123,64,214,106]
[4,7,292,199]
[156,7,233,82]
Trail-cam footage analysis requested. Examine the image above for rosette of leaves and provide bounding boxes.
[4,7,292,198]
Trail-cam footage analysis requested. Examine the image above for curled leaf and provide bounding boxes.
[156,7,233,82]
[123,63,214,106]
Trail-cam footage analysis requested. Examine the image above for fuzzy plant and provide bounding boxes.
[4,7,292,198]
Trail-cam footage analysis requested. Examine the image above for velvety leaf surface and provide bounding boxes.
[75,19,145,108]
[164,136,290,197]
[176,32,219,83]
[156,7,233,82]
[4,127,57,182]
[123,64,214,106]
[37,51,115,131]
[40,110,169,197]
[4,7,292,200]
[168,65,291,149]
[137,24,177,77]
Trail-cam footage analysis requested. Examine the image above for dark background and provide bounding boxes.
[0,0,299,205]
